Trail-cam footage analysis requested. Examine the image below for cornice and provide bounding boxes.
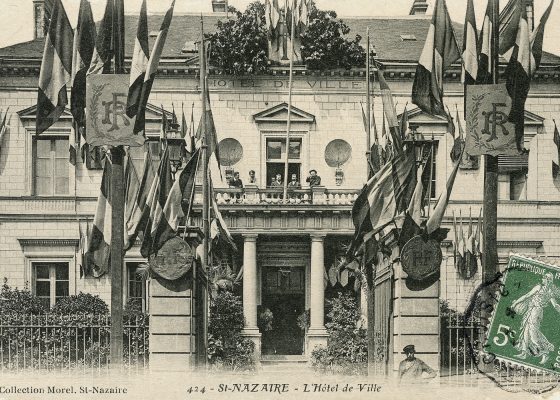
[18,238,79,247]
[441,240,543,249]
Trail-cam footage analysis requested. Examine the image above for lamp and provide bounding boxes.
[165,119,184,175]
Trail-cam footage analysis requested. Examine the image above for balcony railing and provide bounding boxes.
[209,187,360,206]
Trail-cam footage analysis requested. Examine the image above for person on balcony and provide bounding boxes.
[306,169,321,187]
[270,174,283,187]
[248,170,257,184]
[287,174,300,189]
[229,172,243,188]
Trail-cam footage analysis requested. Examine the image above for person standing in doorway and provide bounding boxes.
[398,345,436,383]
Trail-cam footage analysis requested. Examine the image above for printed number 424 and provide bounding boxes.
[493,324,516,347]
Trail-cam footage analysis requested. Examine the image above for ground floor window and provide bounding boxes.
[127,262,147,312]
[33,262,69,309]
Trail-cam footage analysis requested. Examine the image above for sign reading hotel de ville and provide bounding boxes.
[85,75,145,147]
[465,84,519,157]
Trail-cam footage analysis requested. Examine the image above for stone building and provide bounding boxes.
[0,0,558,372]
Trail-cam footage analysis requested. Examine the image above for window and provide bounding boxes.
[33,137,69,195]
[421,142,438,200]
[127,262,146,311]
[33,262,69,309]
[266,138,302,186]
[128,139,161,173]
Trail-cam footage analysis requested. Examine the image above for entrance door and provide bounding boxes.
[261,266,305,355]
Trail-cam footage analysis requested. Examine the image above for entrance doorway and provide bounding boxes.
[261,266,305,355]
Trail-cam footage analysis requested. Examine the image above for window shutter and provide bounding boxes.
[497,154,528,172]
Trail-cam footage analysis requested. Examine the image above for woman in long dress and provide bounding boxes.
[511,272,560,364]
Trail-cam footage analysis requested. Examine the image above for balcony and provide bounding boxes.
[208,186,360,206]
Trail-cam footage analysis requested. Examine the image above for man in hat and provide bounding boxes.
[398,344,436,383]
[306,169,321,187]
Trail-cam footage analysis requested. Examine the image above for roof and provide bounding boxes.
[1,12,559,67]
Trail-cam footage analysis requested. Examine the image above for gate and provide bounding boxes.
[372,264,393,376]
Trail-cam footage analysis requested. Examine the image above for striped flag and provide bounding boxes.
[150,149,201,254]
[140,146,173,258]
[196,80,221,169]
[477,0,494,84]
[426,153,461,234]
[351,148,416,242]
[530,0,554,76]
[87,0,116,75]
[36,0,73,135]
[377,69,403,153]
[399,103,408,140]
[70,0,96,164]
[124,151,141,250]
[449,106,463,163]
[360,102,380,175]
[210,179,238,257]
[78,220,89,278]
[553,121,560,176]
[501,0,531,153]
[265,0,281,39]
[462,0,478,86]
[412,0,460,118]
[125,148,156,251]
[85,158,112,277]
[0,109,10,154]
[126,0,149,118]
[133,0,176,135]
[464,208,478,278]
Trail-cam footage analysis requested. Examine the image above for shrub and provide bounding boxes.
[51,292,109,315]
[208,291,254,371]
[0,279,47,315]
[310,291,367,375]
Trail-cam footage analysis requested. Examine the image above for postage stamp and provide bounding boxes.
[484,255,560,374]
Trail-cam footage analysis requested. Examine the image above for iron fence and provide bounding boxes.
[0,314,148,372]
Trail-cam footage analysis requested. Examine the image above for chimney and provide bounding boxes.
[525,0,534,30]
[409,0,428,15]
[212,0,227,13]
[33,0,46,39]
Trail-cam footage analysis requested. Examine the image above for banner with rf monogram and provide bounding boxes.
[86,75,145,147]
[465,84,521,157]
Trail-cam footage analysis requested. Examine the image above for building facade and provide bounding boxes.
[0,0,559,372]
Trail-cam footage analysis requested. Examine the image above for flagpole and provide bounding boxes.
[199,15,209,368]
[282,0,297,202]
[110,0,125,367]
[365,28,372,177]
[482,0,499,285]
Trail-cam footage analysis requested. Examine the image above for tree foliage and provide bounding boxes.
[208,3,269,75]
[300,4,366,70]
[207,1,365,74]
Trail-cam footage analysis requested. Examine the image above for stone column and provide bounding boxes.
[307,234,328,353]
[241,234,261,360]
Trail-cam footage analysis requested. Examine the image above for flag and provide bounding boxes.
[475,207,482,256]
[36,0,73,135]
[78,220,89,278]
[85,158,112,277]
[530,0,554,76]
[450,106,463,163]
[70,0,96,163]
[462,0,478,86]
[140,146,173,258]
[171,103,178,126]
[477,0,494,84]
[265,0,281,39]
[124,151,141,250]
[361,102,380,175]
[196,80,221,169]
[463,208,478,278]
[377,69,403,153]
[426,152,461,234]
[407,159,427,226]
[412,0,460,118]
[501,0,531,152]
[210,180,238,257]
[126,0,149,118]
[133,0,176,135]
[150,149,200,254]
[399,103,408,140]
[294,0,310,36]
[160,104,168,140]
[351,148,416,244]
[125,148,156,251]
[553,120,560,176]
[88,0,116,75]
[0,109,10,154]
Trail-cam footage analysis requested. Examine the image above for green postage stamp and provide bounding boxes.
[485,255,560,374]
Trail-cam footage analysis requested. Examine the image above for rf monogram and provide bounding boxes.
[101,92,130,132]
[481,102,510,142]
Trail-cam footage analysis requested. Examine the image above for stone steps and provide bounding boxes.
[260,355,310,373]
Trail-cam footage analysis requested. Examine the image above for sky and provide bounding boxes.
[1,0,559,56]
